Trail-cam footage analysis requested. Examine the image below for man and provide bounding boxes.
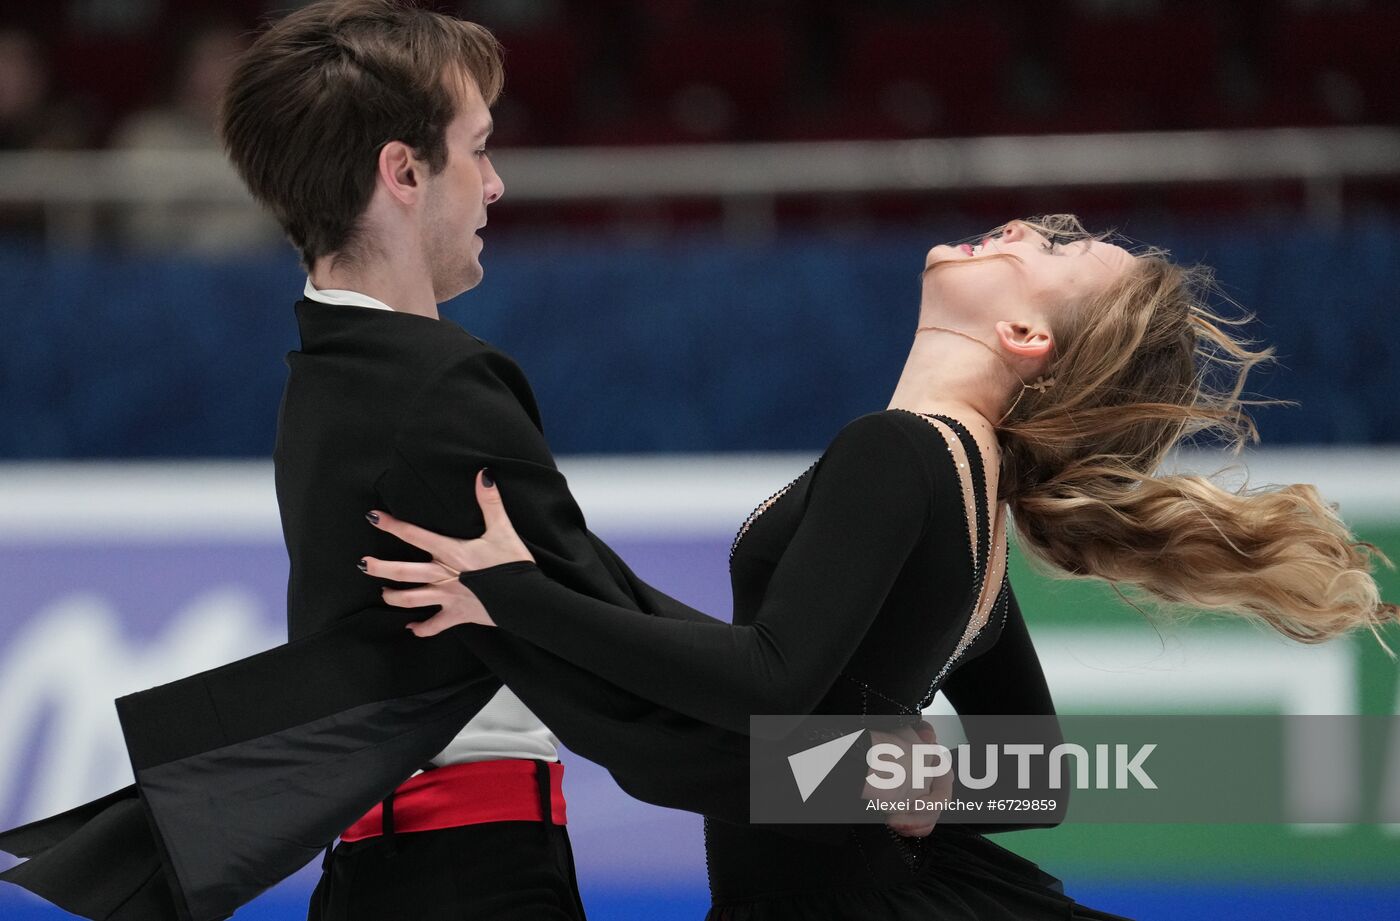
[220,3,582,916]
[0,3,936,919]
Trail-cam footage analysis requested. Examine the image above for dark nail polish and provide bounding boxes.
[357,559,368,572]
[481,468,495,488]
[365,511,380,524]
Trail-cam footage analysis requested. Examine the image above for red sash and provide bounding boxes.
[340,759,566,842]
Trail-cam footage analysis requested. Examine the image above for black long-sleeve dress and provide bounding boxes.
[462,410,1133,921]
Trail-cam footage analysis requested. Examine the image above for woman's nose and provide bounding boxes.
[1000,220,1023,241]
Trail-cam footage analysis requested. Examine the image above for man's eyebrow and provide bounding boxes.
[474,121,494,141]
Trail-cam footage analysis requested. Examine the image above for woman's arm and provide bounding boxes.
[939,584,1067,833]
[940,584,1054,717]
[375,413,938,735]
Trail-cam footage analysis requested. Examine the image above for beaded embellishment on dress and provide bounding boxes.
[926,571,1010,704]
[884,410,1010,868]
[728,460,819,562]
[827,412,1009,717]
[896,411,1008,706]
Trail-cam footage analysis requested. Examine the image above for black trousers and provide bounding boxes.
[307,762,587,921]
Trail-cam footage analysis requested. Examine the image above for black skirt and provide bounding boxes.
[704,821,1133,921]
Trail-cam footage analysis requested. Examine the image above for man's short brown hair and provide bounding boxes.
[220,0,503,268]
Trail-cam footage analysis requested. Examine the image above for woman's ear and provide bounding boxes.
[994,318,1054,363]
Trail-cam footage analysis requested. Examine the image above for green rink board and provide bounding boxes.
[999,525,1400,881]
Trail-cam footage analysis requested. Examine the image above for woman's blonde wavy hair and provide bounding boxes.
[966,214,1398,654]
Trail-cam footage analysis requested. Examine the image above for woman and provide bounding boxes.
[362,215,1397,920]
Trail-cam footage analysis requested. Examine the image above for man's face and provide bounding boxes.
[422,78,502,301]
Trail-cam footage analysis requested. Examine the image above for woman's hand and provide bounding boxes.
[361,469,534,637]
[866,719,949,838]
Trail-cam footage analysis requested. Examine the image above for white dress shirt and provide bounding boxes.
[303,277,561,765]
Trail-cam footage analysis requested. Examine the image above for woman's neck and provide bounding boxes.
[886,331,1013,429]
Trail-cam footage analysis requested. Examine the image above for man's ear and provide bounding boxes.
[994,318,1054,363]
[377,141,422,205]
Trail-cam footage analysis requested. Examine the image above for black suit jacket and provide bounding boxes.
[0,302,870,921]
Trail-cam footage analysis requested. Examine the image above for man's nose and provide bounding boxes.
[484,163,504,205]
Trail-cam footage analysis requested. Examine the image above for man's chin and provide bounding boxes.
[457,262,486,296]
[429,266,481,304]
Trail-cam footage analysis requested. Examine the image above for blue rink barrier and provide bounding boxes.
[4,881,1400,920]
[3,215,1399,459]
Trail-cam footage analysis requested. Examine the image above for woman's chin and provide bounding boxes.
[926,243,966,273]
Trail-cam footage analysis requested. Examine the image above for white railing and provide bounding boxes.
[2,446,1398,540]
[4,126,1398,242]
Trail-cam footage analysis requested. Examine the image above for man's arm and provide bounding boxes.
[368,349,762,820]
[376,348,648,611]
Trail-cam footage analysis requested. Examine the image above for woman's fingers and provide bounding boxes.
[366,469,531,575]
[360,558,458,583]
[476,469,505,529]
[380,585,452,609]
[474,469,536,566]
[393,583,496,634]
[476,469,524,541]
[367,475,522,629]
[889,815,937,838]
[365,509,459,560]
[406,610,464,638]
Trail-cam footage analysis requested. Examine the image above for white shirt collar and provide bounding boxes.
[303,277,395,313]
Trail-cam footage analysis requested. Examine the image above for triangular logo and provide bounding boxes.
[787,730,865,803]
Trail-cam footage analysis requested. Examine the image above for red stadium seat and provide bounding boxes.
[842,13,1016,136]
[1056,8,1226,131]
[491,28,588,144]
[50,37,157,136]
[773,101,911,142]
[636,18,794,140]
[569,112,701,147]
[1266,8,1400,122]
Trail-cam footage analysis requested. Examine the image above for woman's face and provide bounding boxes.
[922,220,1135,324]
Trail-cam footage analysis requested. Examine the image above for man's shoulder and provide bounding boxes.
[395,315,497,375]
[379,316,540,424]
[289,300,540,429]
[415,319,530,395]
[294,299,518,375]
